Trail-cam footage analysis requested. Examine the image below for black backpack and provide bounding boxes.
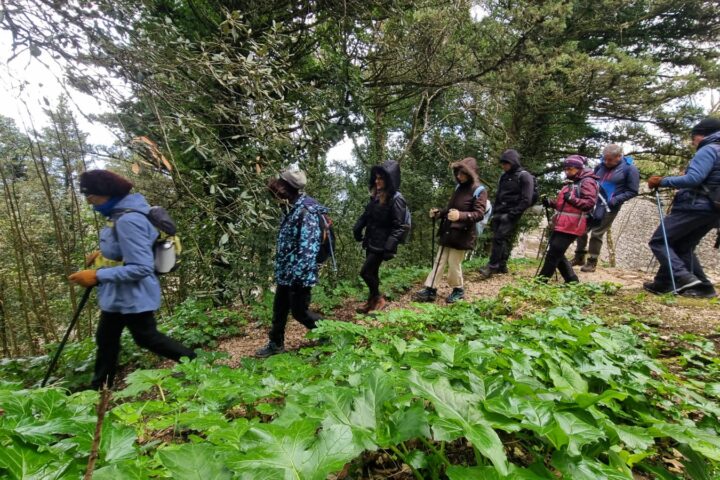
[393,192,412,244]
[514,170,539,205]
[316,212,337,270]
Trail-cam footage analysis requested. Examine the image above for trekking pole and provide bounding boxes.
[431,216,436,266]
[41,287,93,387]
[654,189,677,293]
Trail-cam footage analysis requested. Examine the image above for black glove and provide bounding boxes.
[382,250,395,261]
[353,230,363,242]
[541,196,551,208]
[563,190,572,202]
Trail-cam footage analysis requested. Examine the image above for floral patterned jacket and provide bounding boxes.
[274,194,325,287]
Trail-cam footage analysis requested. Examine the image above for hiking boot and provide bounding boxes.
[580,258,597,273]
[479,265,499,279]
[445,287,465,304]
[571,253,586,267]
[680,284,718,299]
[643,281,673,295]
[498,265,509,274]
[356,300,372,314]
[412,287,437,303]
[675,274,702,293]
[256,341,285,358]
[367,295,387,313]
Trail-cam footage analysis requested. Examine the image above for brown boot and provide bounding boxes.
[570,253,585,267]
[367,295,387,313]
[580,257,597,272]
[356,299,372,314]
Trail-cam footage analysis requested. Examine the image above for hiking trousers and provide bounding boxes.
[537,231,579,283]
[424,246,465,289]
[649,211,719,285]
[488,214,521,269]
[269,285,321,346]
[360,251,386,298]
[575,210,619,259]
[92,311,196,390]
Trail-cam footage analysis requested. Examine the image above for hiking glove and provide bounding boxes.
[447,209,460,221]
[85,250,100,267]
[563,190,572,202]
[68,269,98,288]
[429,208,440,219]
[648,175,663,190]
[541,196,551,208]
[382,250,395,260]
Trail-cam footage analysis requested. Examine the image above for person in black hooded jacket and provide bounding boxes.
[480,149,535,278]
[353,160,407,313]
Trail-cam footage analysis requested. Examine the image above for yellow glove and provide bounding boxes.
[447,209,460,222]
[68,270,98,288]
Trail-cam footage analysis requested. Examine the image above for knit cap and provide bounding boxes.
[691,118,720,137]
[79,170,133,197]
[563,155,586,169]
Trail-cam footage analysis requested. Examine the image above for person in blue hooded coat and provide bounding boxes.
[256,169,324,357]
[69,170,195,390]
[571,144,639,272]
[353,160,407,313]
[646,118,720,297]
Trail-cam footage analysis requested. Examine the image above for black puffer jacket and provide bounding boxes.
[353,160,407,255]
[494,149,534,216]
[437,157,488,250]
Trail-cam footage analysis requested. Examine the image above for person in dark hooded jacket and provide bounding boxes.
[353,160,407,313]
[537,155,599,283]
[645,118,720,298]
[413,157,487,303]
[480,149,535,278]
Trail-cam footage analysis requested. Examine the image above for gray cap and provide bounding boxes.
[279,169,307,190]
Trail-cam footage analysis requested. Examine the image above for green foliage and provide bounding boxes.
[163,298,246,348]
[2,279,719,478]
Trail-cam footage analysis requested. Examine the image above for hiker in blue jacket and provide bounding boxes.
[571,144,639,272]
[69,169,195,390]
[257,169,324,357]
[645,118,720,297]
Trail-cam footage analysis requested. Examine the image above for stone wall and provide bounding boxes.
[514,196,720,279]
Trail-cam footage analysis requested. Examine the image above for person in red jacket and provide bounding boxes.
[537,155,599,283]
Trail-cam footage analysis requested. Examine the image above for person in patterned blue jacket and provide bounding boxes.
[257,169,324,357]
[646,118,720,298]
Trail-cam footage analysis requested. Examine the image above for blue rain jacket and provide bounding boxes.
[95,193,161,313]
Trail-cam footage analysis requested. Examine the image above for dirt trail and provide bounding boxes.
[216,264,719,364]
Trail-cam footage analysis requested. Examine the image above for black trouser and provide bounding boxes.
[92,311,196,389]
[488,214,521,269]
[360,251,385,298]
[538,231,580,283]
[649,211,719,286]
[269,285,321,345]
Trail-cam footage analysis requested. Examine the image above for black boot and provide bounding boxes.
[445,288,465,304]
[413,287,437,302]
[571,253,585,267]
[256,341,285,358]
[580,257,597,272]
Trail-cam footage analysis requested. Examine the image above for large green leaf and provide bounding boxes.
[552,451,633,480]
[545,412,603,456]
[226,420,360,480]
[157,444,231,480]
[100,423,137,463]
[0,443,73,480]
[408,371,509,476]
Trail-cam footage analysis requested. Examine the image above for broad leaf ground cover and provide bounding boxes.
[1,274,719,479]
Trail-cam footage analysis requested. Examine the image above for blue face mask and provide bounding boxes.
[93,196,123,217]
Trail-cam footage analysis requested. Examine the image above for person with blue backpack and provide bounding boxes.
[571,144,640,272]
[645,118,720,298]
[353,160,409,313]
[68,170,196,389]
[413,157,488,303]
[256,169,325,357]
